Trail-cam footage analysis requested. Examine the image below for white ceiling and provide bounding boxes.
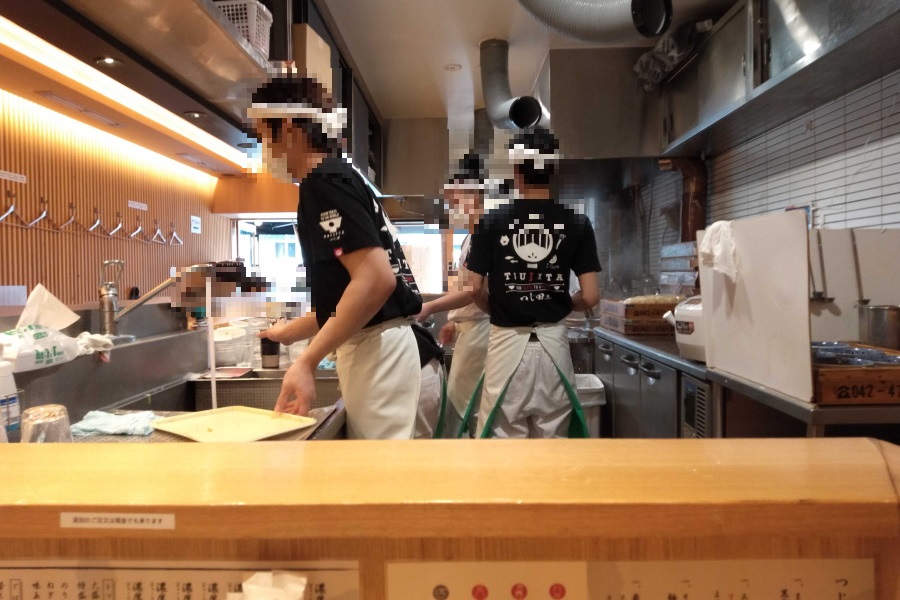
[321,0,735,125]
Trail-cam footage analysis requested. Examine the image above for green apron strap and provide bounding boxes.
[479,376,514,439]
[433,367,448,439]
[456,373,484,439]
[556,365,589,439]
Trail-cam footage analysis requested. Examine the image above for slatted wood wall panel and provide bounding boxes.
[707,67,900,228]
[0,89,232,306]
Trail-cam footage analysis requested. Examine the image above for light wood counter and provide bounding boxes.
[0,438,898,598]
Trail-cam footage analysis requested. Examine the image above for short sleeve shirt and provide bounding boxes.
[465,198,601,327]
[297,157,422,329]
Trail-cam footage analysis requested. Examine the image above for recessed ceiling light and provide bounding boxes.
[443,63,462,72]
[94,56,123,67]
[183,111,207,120]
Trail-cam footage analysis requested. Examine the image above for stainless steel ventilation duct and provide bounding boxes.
[480,40,544,129]
[517,0,672,44]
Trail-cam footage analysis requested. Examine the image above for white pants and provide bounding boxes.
[476,323,576,439]
[445,318,490,438]
[414,358,444,439]
[336,319,421,439]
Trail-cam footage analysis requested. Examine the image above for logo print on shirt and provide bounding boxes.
[512,223,553,268]
[319,209,343,241]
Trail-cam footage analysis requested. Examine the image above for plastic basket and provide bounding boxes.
[215,0,273,57]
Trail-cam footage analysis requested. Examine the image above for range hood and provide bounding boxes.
[0,0,261,175]
[531,47,663,159]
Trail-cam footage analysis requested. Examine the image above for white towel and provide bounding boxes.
[70,410,160,436]
[700,220,739,281]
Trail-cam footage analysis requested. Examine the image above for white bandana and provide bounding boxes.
[508,143,560,170]
[443,181,486,193]
[246,102,348,140]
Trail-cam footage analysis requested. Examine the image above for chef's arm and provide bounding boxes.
[468,273,490,315]
[297,246,397,368]
[419,291,474,320]
[259,314,319,344]
[571,271,600,312]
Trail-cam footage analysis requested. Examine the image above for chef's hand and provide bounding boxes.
[274,356,315,416]
[415,303,433,323]
[438,321,457,346]
[259,321,291,344]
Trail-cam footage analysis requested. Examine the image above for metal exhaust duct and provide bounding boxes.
[517,0,673,44]
[480,39,544,129]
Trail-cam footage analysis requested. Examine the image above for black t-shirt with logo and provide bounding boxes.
[296,157,422,330]
[465,198,601,327]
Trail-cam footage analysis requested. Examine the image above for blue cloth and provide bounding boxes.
[318,358,336,370]
[70,410,160,436]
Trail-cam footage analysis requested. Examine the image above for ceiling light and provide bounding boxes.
[35,90,121,126]
[94,56,122,67]
[82,109,121,127]
[0,15,248,170]
[443,63,462,72]
[237,141,256,149]
[183,111,207,120]
[177,152,220,172]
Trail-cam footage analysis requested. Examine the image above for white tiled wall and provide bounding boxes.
[707,67,900,228]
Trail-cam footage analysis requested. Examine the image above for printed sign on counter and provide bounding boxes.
[60,512,175,530]
[387,559,874,599]
[0,562,359,600]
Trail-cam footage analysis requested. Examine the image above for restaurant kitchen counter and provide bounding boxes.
[70,400,346,443]
[592,326,707,380]
[0,438,897,598]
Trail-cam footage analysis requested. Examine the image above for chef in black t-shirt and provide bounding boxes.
[247,75,424,439]
[465,128,601,438]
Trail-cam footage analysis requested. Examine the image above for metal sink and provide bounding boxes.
[194,368,340,411]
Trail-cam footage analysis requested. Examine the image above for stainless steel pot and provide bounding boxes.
[858,304,900,350]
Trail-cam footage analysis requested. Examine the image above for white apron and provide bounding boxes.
[445,318,490,438]
[414,358,448,439]
[471,322,588,439]
[335,318,421,439]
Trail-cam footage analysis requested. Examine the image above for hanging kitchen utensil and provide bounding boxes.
[809,229,834,303]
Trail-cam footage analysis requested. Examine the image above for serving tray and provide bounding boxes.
[152,406,316,442]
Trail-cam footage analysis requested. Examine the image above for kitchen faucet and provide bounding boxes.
[98,260,215,336]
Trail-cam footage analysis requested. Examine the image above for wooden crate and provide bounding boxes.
[814,344,900,405]
[598,313,675,335]
[599,299,678,320]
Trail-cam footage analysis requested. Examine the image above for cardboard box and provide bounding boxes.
[599,299,678,320]
[292,24,333,91]
[598,313,675,335]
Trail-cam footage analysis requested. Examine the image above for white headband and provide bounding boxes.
[508,143,560,170]
[246,103,348,140]
[443,181,486,193]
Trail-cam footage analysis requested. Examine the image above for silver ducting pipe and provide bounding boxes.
[517,0,672,44]
[480,39,544,129]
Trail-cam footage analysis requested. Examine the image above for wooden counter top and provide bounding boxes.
[0,438,897,541]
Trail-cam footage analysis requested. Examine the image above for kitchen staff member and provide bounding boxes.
[464,128,601,438]
[416,153,490,437]
[248,74,423,439]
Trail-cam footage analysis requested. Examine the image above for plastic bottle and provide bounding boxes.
[0,360,20,442]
